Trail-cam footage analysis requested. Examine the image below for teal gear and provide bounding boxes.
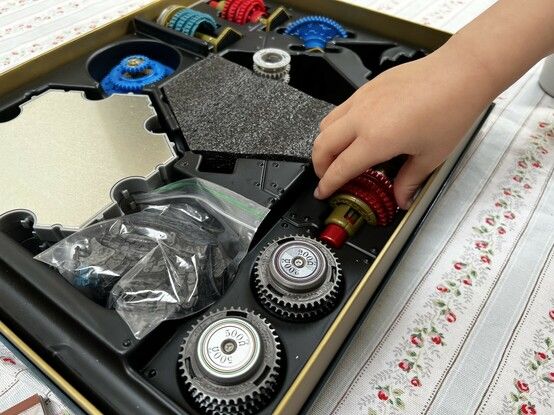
[167,8,217,37]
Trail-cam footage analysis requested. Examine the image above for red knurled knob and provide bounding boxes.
[219,0,266,24]
[320,223,349,249]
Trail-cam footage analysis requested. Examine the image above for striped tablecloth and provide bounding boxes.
[1,1,553,415]
[310,2,554,415]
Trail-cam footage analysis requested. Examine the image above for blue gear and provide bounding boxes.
[119,55,150,74]
[100,55,174,95]
[166,8,217,37]
[284,16,347,49]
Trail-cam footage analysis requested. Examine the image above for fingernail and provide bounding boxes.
[313,187,321,199]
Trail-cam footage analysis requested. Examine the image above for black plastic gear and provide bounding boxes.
[253,235,342,321]
[178,307,282,414]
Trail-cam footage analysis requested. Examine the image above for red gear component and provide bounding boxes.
[340,170,397,225]
[320,169,398,248]
[217,0,267,25]
[236,0,265,24]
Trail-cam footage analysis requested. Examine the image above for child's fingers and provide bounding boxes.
[312,116,357,178]
[314,137,395,199]
[393,155,436,209]
[319,100,352,131]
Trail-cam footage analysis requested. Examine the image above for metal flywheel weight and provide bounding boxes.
[320,169,398,249]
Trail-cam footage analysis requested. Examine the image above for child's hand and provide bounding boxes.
[312,0,554,209]
[312,52,490,209]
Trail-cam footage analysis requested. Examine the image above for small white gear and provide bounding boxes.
[253,48,291,83]
[178,307,282,414]
[253,235,342,321]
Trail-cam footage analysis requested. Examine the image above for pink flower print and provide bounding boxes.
[515,380,529,393]
[481,255,491,264]
[535,351,548,363]
[545,372,554,383]
[410,335,423,347]
[498,227,506,235]
[462,278,472,286]
[504,211,515,220]
[520,403,537,415]
[549,309,554,320]
[518,160,528,169]
[446,311,457,323]
[437,284,449,293]
[1,357,16,365]
[410,377,421,387]
[532,161,542,168]
[475,240,488,250]
[398,360,411,372]
[454,262,465,270]
[513,175,523,183]
[485,217,496,226]
[431,335,443,345]
[523,183,532,190]
[377,390,388,401]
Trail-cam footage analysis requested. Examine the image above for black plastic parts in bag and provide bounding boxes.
[35,178,269,339]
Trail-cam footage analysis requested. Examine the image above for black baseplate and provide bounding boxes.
[0,2,437,414]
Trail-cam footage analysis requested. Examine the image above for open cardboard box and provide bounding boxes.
[0,1,486,414]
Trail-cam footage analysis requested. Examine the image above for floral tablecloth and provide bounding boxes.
[0,1,157,411]
[309,1,554,415]
[1,1,553,415]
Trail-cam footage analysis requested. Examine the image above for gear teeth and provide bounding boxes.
[178,307,282,414]
[253,64,290,82]
[253,235,342,321]
[120,55,150,74]
[252,48,291,83]
[344,170,397,225]
[217,0,266,24]
[284,15,347,49]
[166,8,217,37]
[100,55,173,95]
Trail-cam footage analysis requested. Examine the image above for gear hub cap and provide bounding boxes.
[179,308,282,414]
[254,235,342,320]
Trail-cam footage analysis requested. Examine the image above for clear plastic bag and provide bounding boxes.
[35,178,269,339]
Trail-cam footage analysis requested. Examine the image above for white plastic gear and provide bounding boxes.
[178,307,282,414]
[252,64,290,83]
[252,48,291,83]
[253,235,342,321]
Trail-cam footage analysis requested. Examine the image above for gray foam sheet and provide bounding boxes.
[163,56,335,161]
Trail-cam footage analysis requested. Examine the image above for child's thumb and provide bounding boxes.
[393,155,435,210]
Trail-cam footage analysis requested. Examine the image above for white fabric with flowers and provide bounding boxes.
[310,1,554,415]
[1,1,553,415]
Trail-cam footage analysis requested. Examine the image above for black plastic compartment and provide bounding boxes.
[0,1,436,414]
[87,39,183,83]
